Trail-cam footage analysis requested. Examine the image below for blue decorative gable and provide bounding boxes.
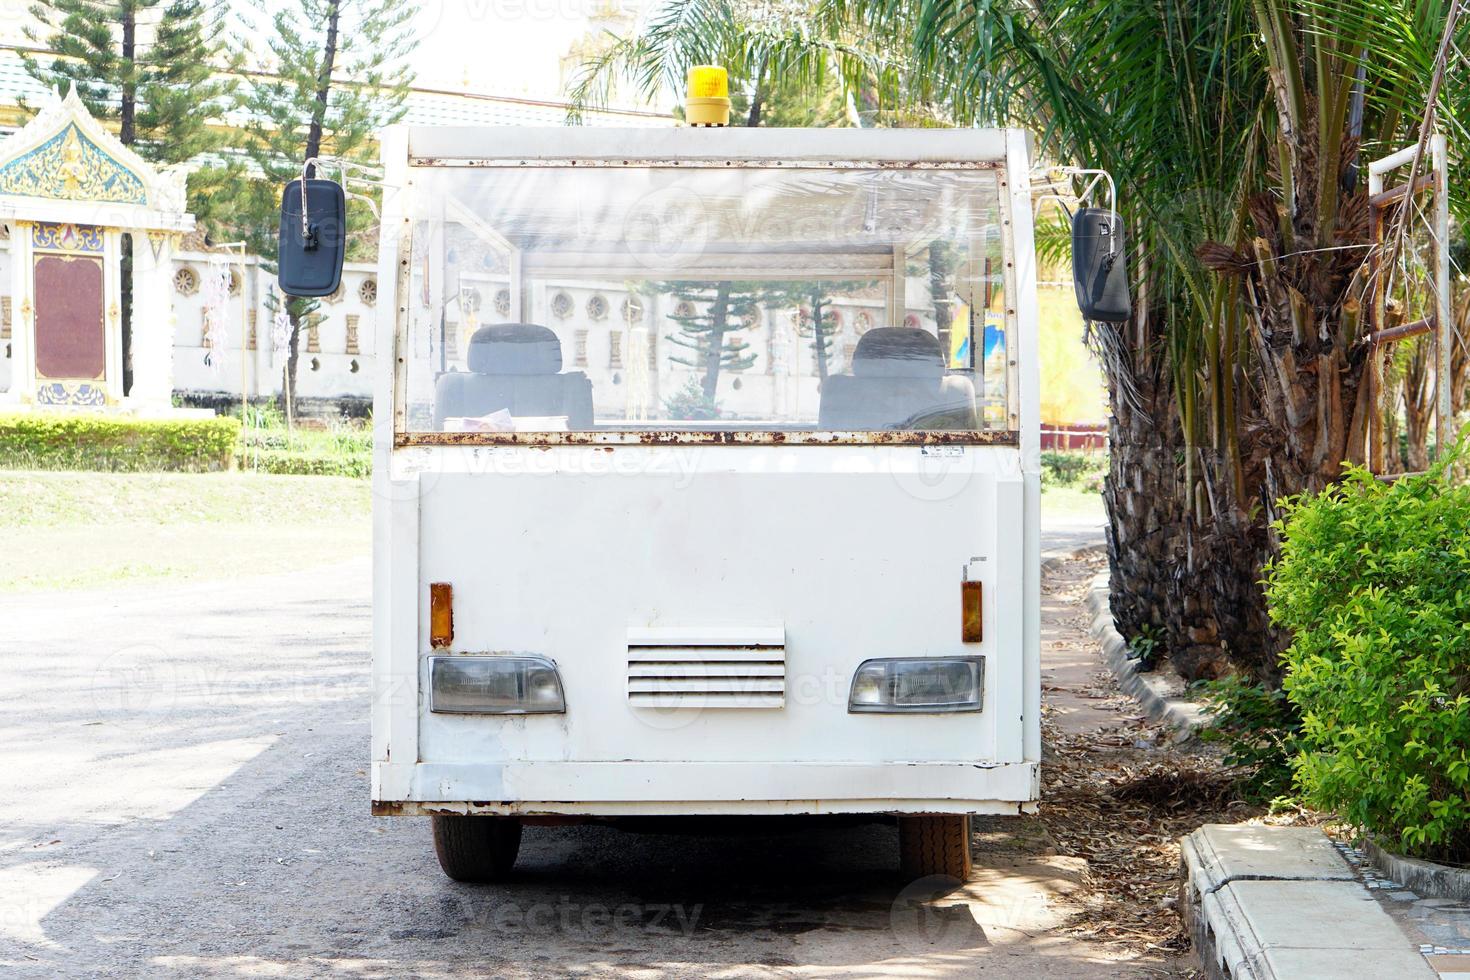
[0,123,147,205]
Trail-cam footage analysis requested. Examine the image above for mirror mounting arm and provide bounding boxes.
[1054,167,1119,259]
[1048,166,1132,323]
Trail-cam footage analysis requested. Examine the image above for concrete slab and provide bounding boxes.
[1225,879,1423,950]
[1257,946,1436,977]
[1183,824,1355,899]
[1205,880,1436,979]
[1426,953,1470,977]
[1182,825,1434,979]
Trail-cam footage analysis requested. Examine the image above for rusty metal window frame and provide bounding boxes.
[392,156,1022,449]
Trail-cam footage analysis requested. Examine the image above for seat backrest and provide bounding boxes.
[433,323,594,429]
[850,327,945,379]
[818,328,978,430]
[466,322,562,375]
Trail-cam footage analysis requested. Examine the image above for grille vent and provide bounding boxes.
[626,626,785,709]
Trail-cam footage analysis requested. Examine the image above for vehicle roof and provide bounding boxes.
[400,126,1026,166]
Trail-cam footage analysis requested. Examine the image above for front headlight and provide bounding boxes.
[429,655,567,714]
[847,657,984,713]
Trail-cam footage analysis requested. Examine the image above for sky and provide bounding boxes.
[407,0,640,100]
[0,0,654,108]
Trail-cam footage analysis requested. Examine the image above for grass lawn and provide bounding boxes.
[1041,483,1106,523]
[0,471,370,593]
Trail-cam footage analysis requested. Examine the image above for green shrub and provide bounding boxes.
[663,377,721,420]
[1267,456,1470,860]
[1194,675,1302,803]
[314,424,372,457]
[235,446,371,479]
[234,414,372,479]
[236,402,287,430]
[239,429,291,451]
[1041,450,1106,488]
[0,413,240,472]
[1126,623,1162,671]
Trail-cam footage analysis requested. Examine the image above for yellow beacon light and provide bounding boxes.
[686,65,731,127]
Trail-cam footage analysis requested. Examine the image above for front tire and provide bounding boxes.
[898,814,972,881]
[431,814,522,883]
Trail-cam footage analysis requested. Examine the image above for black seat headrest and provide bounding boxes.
[851,327,944,378]
[467,323,562,375]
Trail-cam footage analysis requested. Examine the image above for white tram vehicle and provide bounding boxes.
[292,124,1044,881]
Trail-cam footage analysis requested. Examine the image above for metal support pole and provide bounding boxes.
[239,251,250,417]
[1364,136,1453,465]
[1432,134,1452,456]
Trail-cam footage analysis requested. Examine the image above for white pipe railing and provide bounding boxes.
[1366,135,1453,455]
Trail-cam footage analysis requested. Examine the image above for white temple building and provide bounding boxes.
[0,87,193,412]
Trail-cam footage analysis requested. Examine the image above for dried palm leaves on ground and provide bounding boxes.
[1039,721,1257,953]
[1022,558,1316,958]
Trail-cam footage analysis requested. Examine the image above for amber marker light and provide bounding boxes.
[430,582,454,649]
[961,580,983,643]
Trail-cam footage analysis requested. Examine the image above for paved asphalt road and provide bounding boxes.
[2,521,1159,979]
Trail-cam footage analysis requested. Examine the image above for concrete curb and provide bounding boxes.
[1180,825,1434,979]
[1364,837,1470,903]
[1040,542,1105,577]
[1083,572,1208,734]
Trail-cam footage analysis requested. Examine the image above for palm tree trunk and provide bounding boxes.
[1105,358,1239,680]
[1104,368,1178,647]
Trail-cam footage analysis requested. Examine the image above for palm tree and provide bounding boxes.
[1184,0,1467,674]
[572,0,1469,681]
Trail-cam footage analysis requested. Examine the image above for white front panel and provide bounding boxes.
[411,443,1023,766]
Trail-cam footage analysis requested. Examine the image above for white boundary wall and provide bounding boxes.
[0,244,380,404]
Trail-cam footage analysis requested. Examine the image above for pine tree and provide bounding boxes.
[762,280,875,381]
[660,276,879,405]
[805,292,838,382]
[661,282,759,401]
[234,0,414,418]
[24,0,236,161]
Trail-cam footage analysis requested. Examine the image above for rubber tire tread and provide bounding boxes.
[898,814,973,880]
[431,814,523,883]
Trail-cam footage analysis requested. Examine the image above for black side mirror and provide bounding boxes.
[1071,207,1131,323]
[278,178,346,297]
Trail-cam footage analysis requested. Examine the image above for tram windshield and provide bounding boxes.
[400,164,1015,438]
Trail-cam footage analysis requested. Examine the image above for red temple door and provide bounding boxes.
[33,248,106,406]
